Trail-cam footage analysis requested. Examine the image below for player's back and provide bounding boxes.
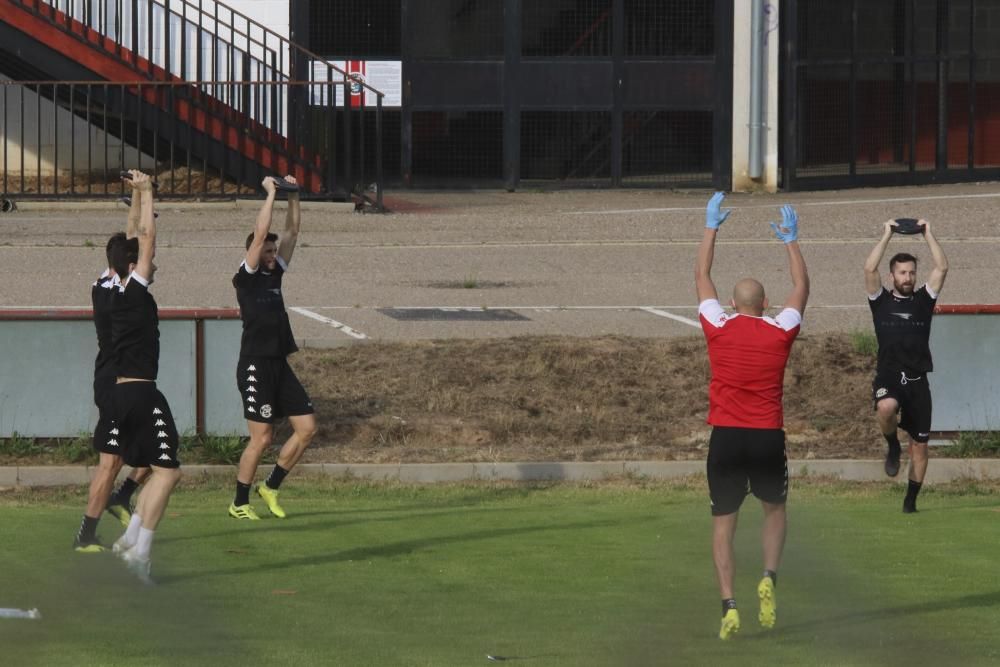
[699,300,801,429]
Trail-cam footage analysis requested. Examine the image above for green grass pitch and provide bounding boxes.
[2,479,998,666]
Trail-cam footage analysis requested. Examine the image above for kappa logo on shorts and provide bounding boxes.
[155,419,166,426]
[247,406,256,413]
[247,364,257,371]
[158,453,172,461]
[260,404,273,419]
[247,386,257,393]
[159,443,170,449]
[107,439,118,447]
[247,396,256,403]
[157,430,167,438]
[876,387,888,398]
[153,408,163,415]
[110,428,119,435]
[247,375,258,382]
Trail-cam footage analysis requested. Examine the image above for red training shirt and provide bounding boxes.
[699,299,801,429]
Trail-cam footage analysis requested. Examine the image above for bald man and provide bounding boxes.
[695,194,809,640]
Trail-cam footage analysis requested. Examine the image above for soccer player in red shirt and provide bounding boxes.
[695,193,809,639]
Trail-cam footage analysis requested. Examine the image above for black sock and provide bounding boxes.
[77,515,99,542]
[884,432,901,455]
[722,598,737,615]
[763,569,777,587]
[265,464,289,490]
[904,480,922,508]
[235,481,251,506]
[111,477,140,506]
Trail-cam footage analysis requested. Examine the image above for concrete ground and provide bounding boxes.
[1,183,998,345]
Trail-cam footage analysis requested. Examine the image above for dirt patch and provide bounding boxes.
[277,332,890,464]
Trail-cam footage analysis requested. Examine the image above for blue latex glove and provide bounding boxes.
[705,192,732,230]
[770,205,799,244]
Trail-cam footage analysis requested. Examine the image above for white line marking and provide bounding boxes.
[289,307,368,340]
[638,307,701,329]
[564,191,1000,215]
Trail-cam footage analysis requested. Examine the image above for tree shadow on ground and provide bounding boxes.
[157,514,657,584]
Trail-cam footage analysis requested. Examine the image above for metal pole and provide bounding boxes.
[748,0,765,179]
[376,94,384,211]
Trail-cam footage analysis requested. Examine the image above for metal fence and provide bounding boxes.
[2,0,387,204]
[783,0,1000,189]
[0,79,384,205]
[309,0,731,190]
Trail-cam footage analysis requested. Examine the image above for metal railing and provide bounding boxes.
[0,79,385,208]
[5,0,386,205]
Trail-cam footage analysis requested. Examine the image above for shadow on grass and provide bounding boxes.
[157,503,527,545]
[157,515,656,584]
[755,589,1000,639]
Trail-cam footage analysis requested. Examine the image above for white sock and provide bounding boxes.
[135,527,155,560]
[122,513,143,547]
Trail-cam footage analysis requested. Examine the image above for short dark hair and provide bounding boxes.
[246,232,279,250]
[106,232,126,265]
[889,252,918,272]
[108,234,139,279]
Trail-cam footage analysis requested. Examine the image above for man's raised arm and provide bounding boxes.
[864,221,896,296]
[920,220,948,294]
[277,175,301,266]
[246,177,277,271]
[695,192,732,303]
[132,171,155,281]
[770,205,809,315]
[126,179,141,240]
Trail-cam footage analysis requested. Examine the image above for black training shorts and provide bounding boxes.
[113,382,181,469]
[707,426,788,516]
[237,356,314,424]
[92,370,122,456]
[872,370,933,443]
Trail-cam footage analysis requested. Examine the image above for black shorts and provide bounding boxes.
[237,356,314,424]
[872,370,932,443]
[707,427,788,516]
[93,370,122,456]
[113,382,180,469]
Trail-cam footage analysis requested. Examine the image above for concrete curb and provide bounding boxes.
[3,459,1000,488]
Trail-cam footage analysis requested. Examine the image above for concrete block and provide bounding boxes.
[0,467,18,487]
[625,461,704,479]
[477,462,625,482]
[399,463,475,483]
[790,460,889,482]
[322,463,400,480]
[18,466,90,486]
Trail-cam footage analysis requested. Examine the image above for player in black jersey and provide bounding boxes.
[74,187,151,553]
[863,219,948,513]
[108,171,182,582]
[229,175,317,520]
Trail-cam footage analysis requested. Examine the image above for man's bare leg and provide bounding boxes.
[257,413,319,518]
[713,511,741,638]
[75,452,124,550]
[758,501,786,629]
[229,421,272,518]
[712,512,739,600]
[877,398,902,477]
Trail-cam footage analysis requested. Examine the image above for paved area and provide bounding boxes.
[1,183,998,344]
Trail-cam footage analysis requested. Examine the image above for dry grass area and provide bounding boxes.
[3,169,256,197]
[288,333,883,464]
